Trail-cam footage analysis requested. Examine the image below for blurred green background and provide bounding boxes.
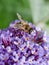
[0,0,32,29]
[0,0,49,34]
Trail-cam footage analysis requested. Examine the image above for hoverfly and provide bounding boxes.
[14,13,33,34]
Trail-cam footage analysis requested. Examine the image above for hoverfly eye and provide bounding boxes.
[29,28,33,34]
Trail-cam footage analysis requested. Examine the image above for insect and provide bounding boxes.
[14,13,33,34]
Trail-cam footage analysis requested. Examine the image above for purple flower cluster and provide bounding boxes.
[0,20,49,65]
